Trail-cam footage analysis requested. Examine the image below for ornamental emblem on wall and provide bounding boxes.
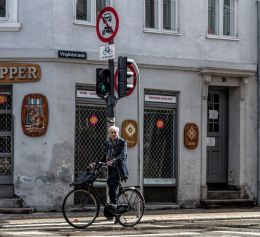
[21,94,48,137]
[184,123,199,149]
[121,120,138,147]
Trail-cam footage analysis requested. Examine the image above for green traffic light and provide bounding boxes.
[98,83,107,93]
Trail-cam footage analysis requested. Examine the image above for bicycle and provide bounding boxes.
[62,162,145,229]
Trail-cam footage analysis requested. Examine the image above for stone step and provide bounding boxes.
[207,190,240,200]
[0,185,14,198]
[0,197,24,208]
[201,199,255,208]
[0,207,34,214]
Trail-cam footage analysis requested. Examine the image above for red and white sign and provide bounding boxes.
[96,7,119,43]
[114,64,137,97]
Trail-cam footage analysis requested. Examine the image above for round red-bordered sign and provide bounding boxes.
[156,118,165,129]
[88,114,99,126]
[96,7,119,43]
[114,64,137,97]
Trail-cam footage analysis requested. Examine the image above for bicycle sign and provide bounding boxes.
[96,7,119,43]
[99,44,115,60]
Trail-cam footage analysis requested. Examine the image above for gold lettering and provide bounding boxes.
[18,67,27,79]
[27,67,37,79]
[9,67,18,79]
[0,67,8,79]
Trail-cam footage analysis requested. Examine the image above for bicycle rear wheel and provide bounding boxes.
[62,189,99,229]
[115,188,145,227]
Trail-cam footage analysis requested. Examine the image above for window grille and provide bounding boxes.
[143,107,176,185]
[74,104,107,178]
[0,92,12,176]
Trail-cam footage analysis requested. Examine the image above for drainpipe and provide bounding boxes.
[257,0,260,206]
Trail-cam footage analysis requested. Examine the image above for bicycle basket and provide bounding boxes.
[73,170,95,185]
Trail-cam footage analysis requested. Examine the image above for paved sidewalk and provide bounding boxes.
[1,208,260,224]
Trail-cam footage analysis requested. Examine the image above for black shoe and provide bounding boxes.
[107,203,117,210]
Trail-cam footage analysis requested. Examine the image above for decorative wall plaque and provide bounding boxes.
[121,120,138,147]
[21,94,48,137]
[184,123,199,149]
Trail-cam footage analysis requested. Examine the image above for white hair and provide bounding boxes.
[108,125,119,134]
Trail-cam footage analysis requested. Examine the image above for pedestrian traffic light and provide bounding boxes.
[96,68,110,97]
[117,56,134,98]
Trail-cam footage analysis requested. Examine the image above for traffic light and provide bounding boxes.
[117,56,134,98]
[96,68,110,97]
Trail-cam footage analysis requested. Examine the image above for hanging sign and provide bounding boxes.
[121,120,138,147]
[96,7,119,43]
[21,94,48,137]
[0,63,41,83]
[184,123,199,149]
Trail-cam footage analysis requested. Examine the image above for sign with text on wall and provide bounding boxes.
[145,94,176,104]
[0,63,41,83]
[76,90,101,99]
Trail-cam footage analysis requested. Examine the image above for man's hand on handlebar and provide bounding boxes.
[106,160,113,167]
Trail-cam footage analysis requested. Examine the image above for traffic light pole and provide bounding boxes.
[106,40,116,128]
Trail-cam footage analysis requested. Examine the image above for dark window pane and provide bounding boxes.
[0,0,6,18]
[96,0,106,17]
[163,0,174,30]
[223,0,235,36]
[76,0,91,21]
[208,0,219,34]
[145,0,156,28]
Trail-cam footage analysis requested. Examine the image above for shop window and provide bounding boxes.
[0,0,20,31]
[145,0,179,33]
[208,0,238,38]
[74,0,110,25]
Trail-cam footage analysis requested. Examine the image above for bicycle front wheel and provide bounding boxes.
[62,189,99,229]
[116,188,145,227]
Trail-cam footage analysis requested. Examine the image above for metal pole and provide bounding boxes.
[256,0,260,206]
[107,40,116,128]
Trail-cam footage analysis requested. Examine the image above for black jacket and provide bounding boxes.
[101,138,129,180]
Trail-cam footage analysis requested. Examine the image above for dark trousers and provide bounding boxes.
[107,169,120,204]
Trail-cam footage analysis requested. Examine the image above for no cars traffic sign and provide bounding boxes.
[96,7,119,43]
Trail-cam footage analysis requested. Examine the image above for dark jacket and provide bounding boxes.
[101,138,129,180]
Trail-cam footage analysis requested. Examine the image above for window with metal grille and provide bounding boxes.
[143,107,176,185]
[74,104,107,177]
[0,92,12,176]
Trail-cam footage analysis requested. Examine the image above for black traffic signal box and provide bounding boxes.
[96,68,110,97]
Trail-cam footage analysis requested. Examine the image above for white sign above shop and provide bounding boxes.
[145,94,176,104]
[76,90,100,99]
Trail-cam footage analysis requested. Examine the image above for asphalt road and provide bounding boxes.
[1,214,260,237]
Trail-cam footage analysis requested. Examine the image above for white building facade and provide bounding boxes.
[0,0,257,210]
